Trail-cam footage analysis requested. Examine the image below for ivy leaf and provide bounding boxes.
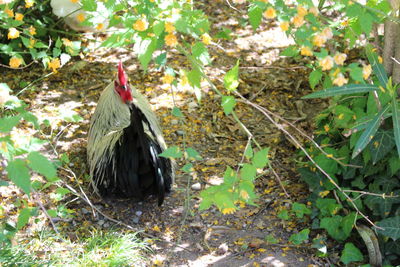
[248,5,262,31]
[289,229,310,245]
[292,202,312,218]
[159,146,183,159]
[377,216,400,240]
[221,96,236,115]
[340,243,364,264]
[224,60,240,92]
[278,209,289,220]
[27,151,57,181]
[368,130,395,164]
[316,198,342,217]
[252,148,269,169]
[17,208,31,230]
[6,159,31,195]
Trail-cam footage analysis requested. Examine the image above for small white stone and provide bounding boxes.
[191,183,201,191]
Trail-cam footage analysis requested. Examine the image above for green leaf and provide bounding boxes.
[47,209,58,218]
[59,109,83,122]
[188,68,201,89]
[172,107,184,118]
[224,60,240,92]
[368,130,395,164]
[392,98,400,157]
[248,4,262,31]
[159,146,183,159]
[309,69,322,89]
[366,44,388,87]
[348,64,364,82]
[265,234,278,244]
[17,208,31,230]
[340,243,364,264]
[60,153,70,164]
[244,143,253,160]
[27,151,57,181]
[192,42,211,66]
[359,12,373,36]
[137,38,157,71]
[6,159,31,195]
[302,84,379,99]
[320,214,354,241]
[215,192,236,212]
[278,209,289,220]
[352,105,389,158]
[292,202,311,218]
[215,27,232,40]
[377,216,400,240]
[221,96,236,115]
[181,163,194,173]
[153,21,165,36]
[223,166,237,186]
[252,148,269,169]
[155,52,167,66]
[289,229,310,245]
[389,156,400,175]
[238,181,257,204]
[0,115,21,133]
[81,0,97,11]
[240,163,257,181]
[316,198,342,217]
[280,46,298,57]
[185,147,202,161]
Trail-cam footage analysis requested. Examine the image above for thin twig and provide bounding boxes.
[237,93,381,229]
[32,189,61,237]
[236,98,363,169]
[0,61,36,70]
[268,161,290,198]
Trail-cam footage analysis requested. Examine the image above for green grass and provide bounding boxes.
[0,230,150,267]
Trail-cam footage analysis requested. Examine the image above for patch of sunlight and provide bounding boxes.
[187,253,228,266]
[261,256,286,267]
[235,27,294,51]
[149,92,181,110]
[34,100,83,125]
[172,242,190,253]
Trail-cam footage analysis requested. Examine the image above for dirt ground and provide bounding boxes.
[1,1,340,266]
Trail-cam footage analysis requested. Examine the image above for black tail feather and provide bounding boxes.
[92,103,173,205]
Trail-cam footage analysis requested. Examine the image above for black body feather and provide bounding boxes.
[94,103,172,206]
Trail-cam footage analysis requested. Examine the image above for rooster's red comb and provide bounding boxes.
[118,62,127,86]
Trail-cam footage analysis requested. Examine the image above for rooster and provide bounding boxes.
[87,62,174,206]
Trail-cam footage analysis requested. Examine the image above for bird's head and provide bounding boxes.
[114,62,133,104]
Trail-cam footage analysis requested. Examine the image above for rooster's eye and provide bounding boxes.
[121,85,126,90]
